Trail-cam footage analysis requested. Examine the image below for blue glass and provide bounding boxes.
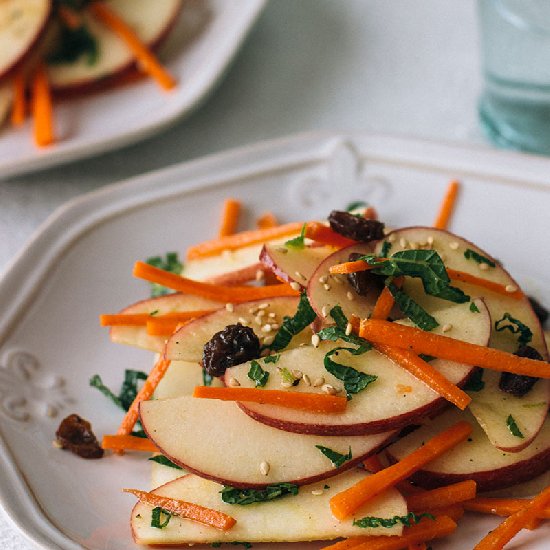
[478,0,550,154]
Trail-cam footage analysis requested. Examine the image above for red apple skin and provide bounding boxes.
[259,245,293,285]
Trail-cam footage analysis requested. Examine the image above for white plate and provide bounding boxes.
[0,0,265,180]
[0,132,549,549]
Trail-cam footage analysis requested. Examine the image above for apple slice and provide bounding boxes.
[307,244,378,320]
[165,296,309,362]
[0,84,13,126]
[386,408,550,492]
[46,0,181,91]
[231,299,490,435]
[109,293,224,353]
[132,471,407,545]
[260,243,335,287]
[381,227,549,452]
[0,0,52,81]
[140,395,396,488]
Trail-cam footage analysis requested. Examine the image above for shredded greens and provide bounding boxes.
[284,223,307,249]
[248,360,269,387]
[148,455,183,470]
[506,414,525,438]
[151,507,171,529]
[495,313,533,347]
[145,252,183,297]
[220,484,299,505]
[315,445,352,468]
[269,292,316,351]
[386,281,438,331]
[464,249,496,268]
[353,512,435,529]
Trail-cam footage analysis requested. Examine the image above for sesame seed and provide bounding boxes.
[255,316,263,325]
[479,263,489,271]
[323,283,331,291]
[427,236,434,245]
[388,233,396,243]
[281,381,294,388]
[225,303,234,312]
[260,461,270,476]
[449,241,459,250]
[506,284,518,293]
[290,281,301,291]
[311,334,320,348]
[322,384,337,395]
[270,323,280,330]
[345,322,353,336]
[319,275,328,284]
[399,238,408,248]
[276,247,288,254]
[292,370,303,379]
[255,269,265,281]
[261,324,272,333]
[321,306,328,317]
[313,377,325,387]
[268,312,277,318]
[238,317,248,325]
[295,271,306,281]
[249,307,259,314]
[442,323,453,333]
[346,291,354,301]
[257,309,266,317]
[263,335,274,346]
[52,440,63,449]
[311,489,324,496]
[227,377,240,387]
[258,303,269,310]
[303,374,311,386]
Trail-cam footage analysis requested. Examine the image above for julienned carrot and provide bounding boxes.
[89,3,176,91]
[329,421,472,520]
[330,260,378,275]
[123,488,236,531]
[464,497,550,519]
[371,278,403,320]
[133,261,299,302]
[218,198,241,237]
[304,222,357,248]
[406,481,476,512]
[433,180,460,230]
[31,64,54,147]
[423,505,465,522]
[323,516,457,550]
[117,357,171,436]
[446,268,524,300]
[193,386,347,413]
[186,222,304,259]
[11,70,26,127]
[100,311,213,326]
[359,319,550,379]
[473,486,550,549]
[146,317,193,336]
[376,344,471,410]
[102,434,158,452]
[257,212,278,229]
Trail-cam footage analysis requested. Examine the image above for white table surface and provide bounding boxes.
[0,0,488,547]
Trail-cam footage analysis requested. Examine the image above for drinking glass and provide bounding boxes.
[478,0,550,154]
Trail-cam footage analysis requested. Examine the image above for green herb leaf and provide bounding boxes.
[263,354,280,364]
[380,240,392,258]
[148,455,183,469]
[346,201,368,212]
[315,445,352,468]
[317,305,371,352]
[285,223,307,249]
[495,313,533,347]
[506,414,524,438]
[324,348,377,397]
[248,360,269,387]
[353,512,435,529]
[220,483,299,505]
[90,369,147,411]
[278,367,299,386]
[89,374,124,409]
[418,354,436,362]
[387,282,438,331]
[146,252,183,297]
[269,292,316,351]
[464,249,496,268]
[202,368,213,386]
[47,23,98,66]
[151,507,171,529]
[470,302,480,313]
[464,369,485,392]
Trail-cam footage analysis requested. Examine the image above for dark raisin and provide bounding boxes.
[203,323,260,377]
[55,414,104,459]
[528,296,549,327]
[499,345,542,397]
[346,252,385,297]
[328,210,385,242]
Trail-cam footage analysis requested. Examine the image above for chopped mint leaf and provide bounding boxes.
[151,507,171,529]
[146,252,183,297]
[89,374,123,409]
[317,305,371,352]
[387,282,439,331]
[221,483,298,505]
[48,23,98,66]
[269,292,316,351]
[90,369,147,411]
[346,201,368,212]
[324,349,377,398]
[464,249,496,268]
[495,313,533,347]
[506,415,524,438]
[380,240,392,258]
[248,360,269,387]
[470,302,480,313]
[418,354,436,362]
[464,369,485,392]
[202,368,213,386]
[148,455,183,469]
[324,484,330,489]
[315,445,352,468]
[285,223,307,249]
[353,512,435,529]
[263,354,280,364]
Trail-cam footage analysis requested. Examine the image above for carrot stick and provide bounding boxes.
[186,222,304,259]
[133,261,299,302]
[305,222,357,248]
[359,319,550,378]
[193,385,347,413]
[330,260,378,275]
[406,481,476,512]
[257,212,278,229]
[11,70,26,127]
[123,488,236,531]
[473,485,550,549]
[371,278,403,320]
[433,180,460,230]
[423,504,465,522]
[146,317,194,336]
[218,199,241,237]
[329,421,472,520]
[102,434,158,452]
[100,311,213,327]
[464,497,550,519]
[31,64,55,147]
[446,268,524,300]
[89,2,176,91]
[117,357,171,436]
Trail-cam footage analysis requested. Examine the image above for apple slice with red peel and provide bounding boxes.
[140,395,396,488]
[260,243,335,288]
[133,471,406,545]
[0,0,52,81]
[165,296,308,363]
[307,244,378,320]
[109,293,224,352]
[381,227,550,452]
[232,299,490,436]
[386,407,550,492]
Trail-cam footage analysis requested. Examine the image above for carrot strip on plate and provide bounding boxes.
[433,180,460,230]
[359,319,550,378]
[11,70,26,127]
[330,259,378,275]
[31,64,55,147]
[305,222,357,248]
[329,421,471,519]
[89,2,176,91]
[464,497,550,519]
[446,268,524,300]
[193,386,347,413]
[124,488,236,531]
[186,221,304,259]
[218,198,241,237]
[102,434,158,452]
[133,261,299,302]
[406,480,476,512]
[256,211,278,229]
[100,311,213,327]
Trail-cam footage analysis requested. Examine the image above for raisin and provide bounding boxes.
[55,414,104,459]
[346,252,385,298]
[328,210,385,242]
[203,323,260,377]
[528,296,549,327]
[499,345,542,397]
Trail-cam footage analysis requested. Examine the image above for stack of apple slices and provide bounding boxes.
[105,222,550,547]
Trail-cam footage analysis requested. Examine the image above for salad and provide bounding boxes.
[69,185,550,549]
